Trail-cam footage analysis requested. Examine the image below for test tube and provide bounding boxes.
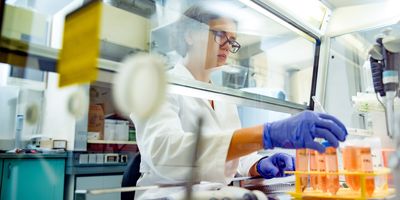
[324,142,340,195]
[296,148,309,192]
[316,151,327,192]
[359,147,375,197]
[382,149,395,187]
[309,150,318,190]
[343,146,361,191]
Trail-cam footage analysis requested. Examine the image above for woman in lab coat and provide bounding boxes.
[131,2,348,199]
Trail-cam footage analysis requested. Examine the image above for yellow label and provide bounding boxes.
[57,0,102,87]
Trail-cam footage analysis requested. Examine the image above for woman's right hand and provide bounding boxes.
[262,111,347,152]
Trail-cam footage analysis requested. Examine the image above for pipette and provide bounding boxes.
[312,96,327,144]
[312,96,326,113]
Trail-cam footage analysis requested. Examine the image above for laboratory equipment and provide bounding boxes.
[365,137,386,190]
[323,142,340,195]
[67,87,89,119]
[343,146,361,191]
[25,103,40,125]
[295,149,308,192]
[309,150,318,190]
[286,146,394,199]
[382,148,395,186]
[220,65,248,89]
[316,150,327,192]
[112,53,166,120]
[53,140,68,150]
[368,30,400,197]
[359,147,375,197]
[14,114,23,149]
[286,168,393,199]
[75,185,268,200]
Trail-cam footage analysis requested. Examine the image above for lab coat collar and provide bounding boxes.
[169,61,222,124]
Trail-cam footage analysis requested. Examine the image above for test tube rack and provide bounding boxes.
[285,168,395,199]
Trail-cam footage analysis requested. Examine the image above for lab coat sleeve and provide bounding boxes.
[237,152,264,176]
[131,94,235,184]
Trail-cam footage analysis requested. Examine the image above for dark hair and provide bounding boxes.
[174,1,238,56]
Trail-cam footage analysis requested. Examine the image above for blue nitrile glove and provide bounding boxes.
[257,153,295,179]
[262,111,348,153]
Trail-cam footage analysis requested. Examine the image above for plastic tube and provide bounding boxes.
[359,147,375,197]
[364,137,386,190]
[296,149,309,192]
[316,151,327,192]
[343,146,360,191]
[323,142,340,195]
[309,150,318,190]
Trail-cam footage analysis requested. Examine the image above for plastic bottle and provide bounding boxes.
[309,150,318,190]
[316,150,327,192]
[343,146,360,191]
[359,147,375,197]
[296,148,309,192]
[323,141,340,195]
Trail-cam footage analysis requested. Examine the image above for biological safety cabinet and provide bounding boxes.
[0,0,399,199]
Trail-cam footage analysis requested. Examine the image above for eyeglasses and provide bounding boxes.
[210,30,241,53]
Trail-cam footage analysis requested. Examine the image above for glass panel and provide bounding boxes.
[150,0,316,105]
[0,1,316,151]
[325,23,400,148]
[1,0,317,107]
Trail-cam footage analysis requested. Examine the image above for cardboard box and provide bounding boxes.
[88,104,105,139]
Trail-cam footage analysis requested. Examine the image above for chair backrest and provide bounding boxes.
[121,152,141,200]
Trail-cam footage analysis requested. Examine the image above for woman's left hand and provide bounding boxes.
[256,153,295,179]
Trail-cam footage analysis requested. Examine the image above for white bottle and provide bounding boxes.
[104,119,116,140]
[14,115,24,149]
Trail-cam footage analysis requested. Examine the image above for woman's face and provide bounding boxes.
[188,17,237,69]
[206,18,237,68]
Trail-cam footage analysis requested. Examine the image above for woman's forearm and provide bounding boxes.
[226,125,264,161]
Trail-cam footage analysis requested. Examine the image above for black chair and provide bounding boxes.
[121,152,141,200]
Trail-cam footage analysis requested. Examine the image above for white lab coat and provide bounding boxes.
[131,62,262,199]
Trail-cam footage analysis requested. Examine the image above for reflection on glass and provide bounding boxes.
[150,0,316,105]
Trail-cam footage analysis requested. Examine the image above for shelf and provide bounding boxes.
[87,140,137,145]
